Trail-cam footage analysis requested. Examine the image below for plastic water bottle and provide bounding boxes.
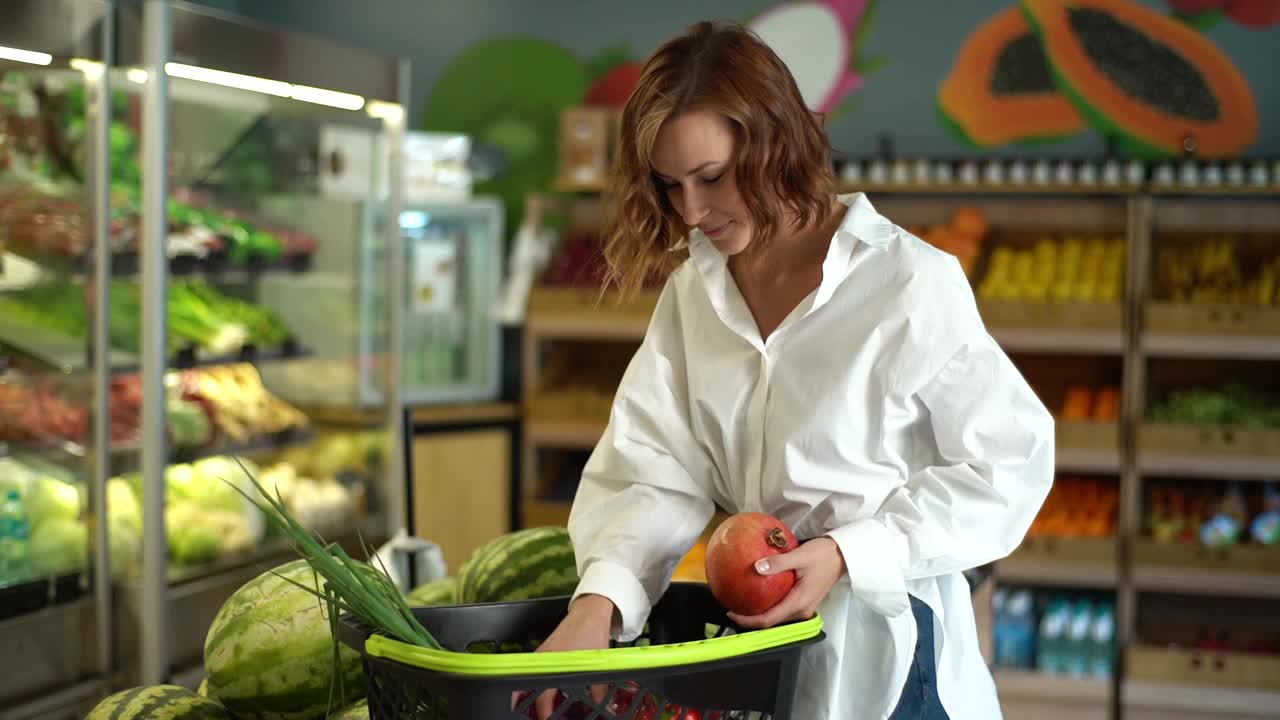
[1089,603,1115,678]
[0,490,32,584]
[1036,599,1070,674]
[991,588,1009,668]
[1064,600,1095,678]
[996,590,1036,670]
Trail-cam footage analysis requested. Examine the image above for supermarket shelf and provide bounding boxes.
[4,428,315,472]
[0,676,107,720]
[1057,447,1122,474]
[838,181,1139,196]
[0,591,91,634]
[4,247,313,280]
[1122,679,1280,717]
[1132,565,1280,599]
[115,427,316,470]
[1142,333,1280,360]
[110,338,313,374]
[1138,453,1280,481]
[554,179,1280,198]
[997,557,1117,589]
[1147,185,1280,197]
[989,327,1125,355]
[0,312,136,374]
[994,669,1111,702]
[525,417,606,449]
[163,515,386,590]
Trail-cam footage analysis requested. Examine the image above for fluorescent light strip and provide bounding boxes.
[290,84,364,111]
[165,61,292,97]
[366,100,405,123]
[127,68,150,85]
[70,58,105,77]
[0,45,53,66]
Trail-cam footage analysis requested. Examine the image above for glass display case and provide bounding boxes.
[0,1,409,714]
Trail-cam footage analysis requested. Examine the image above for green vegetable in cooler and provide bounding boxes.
[107,477,142,534]
[25,477,82,529]
[168,506,224,566]
[29,517,88,576]
[2,277,294,354]
[168,396,213,447]
[109,518,140,579]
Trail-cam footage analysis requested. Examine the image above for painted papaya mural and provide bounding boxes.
[420,0,880,231]
[940,0,1266,158]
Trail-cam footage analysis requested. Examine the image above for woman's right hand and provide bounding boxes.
[518,593,616,719]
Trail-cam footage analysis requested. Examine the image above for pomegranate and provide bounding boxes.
[704,512,799,616]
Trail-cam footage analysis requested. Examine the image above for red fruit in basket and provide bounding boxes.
[705,512,799,616]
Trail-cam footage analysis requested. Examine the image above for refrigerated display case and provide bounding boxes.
[0,2,410,715]
[255,196,505,409]
[0,2,115,716]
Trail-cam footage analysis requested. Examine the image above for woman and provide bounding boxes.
[534,20,1054,720]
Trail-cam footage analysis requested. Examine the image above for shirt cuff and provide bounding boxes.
[571,560,652,642]
[825,518,911,618]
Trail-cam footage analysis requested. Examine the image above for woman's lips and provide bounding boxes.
[702,221,732,239]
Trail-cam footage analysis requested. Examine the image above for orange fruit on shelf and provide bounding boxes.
[950,207,989,240]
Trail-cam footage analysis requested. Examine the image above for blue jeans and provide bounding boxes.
[888,597,951,719]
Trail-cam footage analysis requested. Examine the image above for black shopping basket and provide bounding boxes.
[338,582,825,720]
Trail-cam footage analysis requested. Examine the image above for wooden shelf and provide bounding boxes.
[1057,447,1122,474]
[838,181,1138,197]
[991,327,1125,356]
[1138,453,1280,481]
[994,669,1111,702]
[536,181,1280,199]
[1123,679,1280,717]
[997,558,1117,589]
[1132,565,1280,599]
[1142,333,1280,360]
[525,417,607,449]
[1147,185,1280,197]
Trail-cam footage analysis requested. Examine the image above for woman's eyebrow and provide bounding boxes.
[654,161,722,181]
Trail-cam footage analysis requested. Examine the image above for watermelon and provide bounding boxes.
[405,576,458,606]
[457,527,579,604]
[203,560,365,719]
[87,684,233,719]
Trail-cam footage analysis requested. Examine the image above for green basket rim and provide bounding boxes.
[364,614,824,677]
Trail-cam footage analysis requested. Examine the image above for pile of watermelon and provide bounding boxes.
[83,526,579,719]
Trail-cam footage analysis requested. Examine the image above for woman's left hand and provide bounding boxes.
[727,536,847,629]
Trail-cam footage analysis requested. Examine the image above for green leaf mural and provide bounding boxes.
[421,37,589,234]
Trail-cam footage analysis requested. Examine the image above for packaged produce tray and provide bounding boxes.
[339,582,824,719]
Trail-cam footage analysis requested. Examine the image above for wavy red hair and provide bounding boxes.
[602,20,835,300]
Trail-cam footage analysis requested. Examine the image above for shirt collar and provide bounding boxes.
[688,192,894,330]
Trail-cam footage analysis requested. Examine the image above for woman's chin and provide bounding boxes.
[712,231,750,256]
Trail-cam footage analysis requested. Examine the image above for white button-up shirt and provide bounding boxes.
[568,192,1055,719]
